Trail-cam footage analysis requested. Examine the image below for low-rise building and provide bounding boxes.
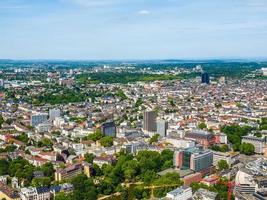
[166,186,192,200]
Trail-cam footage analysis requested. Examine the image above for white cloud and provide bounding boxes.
[137,10,150,15]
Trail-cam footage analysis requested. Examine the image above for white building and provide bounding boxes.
[166,186,192,200]
[49,108,61,121]
[262,68,267,76]
[31,113,48,127]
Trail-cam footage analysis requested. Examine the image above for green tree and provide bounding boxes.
[55,192,72,200]
[88,129,103,141]
[99,136,113,147]
[31,177,51,187]
[0,114,4,128]
[217,160,229,171]
[0,159,9,175]
[198,122,207,129]
[133,185,149,200]
[41,162,54,178]
[71,174,97,200]
[84,153,95,164]
[149,134,160,144]
[240,143,255,155]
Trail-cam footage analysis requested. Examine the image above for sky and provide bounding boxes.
[0,0,267,60]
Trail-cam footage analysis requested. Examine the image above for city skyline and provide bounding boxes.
[1,0,267,60]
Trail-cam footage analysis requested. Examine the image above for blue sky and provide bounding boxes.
[0,0,267,60]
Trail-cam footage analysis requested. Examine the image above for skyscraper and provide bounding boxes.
[101,121,116,137]
[157,119,168,137]
[143,110,157,132]
[201,72,210,84]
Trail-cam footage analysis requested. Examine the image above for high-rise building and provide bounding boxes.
[143,110,157,132]
[173,147,213,172]
[201,72,210,84]
[0,79,4,87]
[101,121,116,137]
[157,119,168,137]
[49,108,61,121]
[30,113,48,127]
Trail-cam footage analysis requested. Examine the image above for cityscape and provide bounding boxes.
[1,0,267,200]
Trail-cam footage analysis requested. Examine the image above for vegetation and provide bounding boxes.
[0,114,4,128]
[217,160,229,171]
[149,134,160,144]
[210,144,229,152]
[75,72,194,84]
[240,143,255,155]
[198,122,207,130]
[99,136,113,147]
[221,124,255,151]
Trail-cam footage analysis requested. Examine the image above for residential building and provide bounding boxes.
[185,130,215,148]
[49,108,61,121]
[55,163,83,182]
[0,182,20,200]
[166,186,192,200]
[242,136,266,154]
[31,113,48,127]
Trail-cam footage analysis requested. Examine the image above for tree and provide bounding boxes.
[133,186,149,200]
[88,129,103,141]
[0,114,4,128]
[71,174,97,200]
[31,177,51,187]
[0,159,9,175]
[84,153,95,164]
[198,122,207,129]
[149,134,160,144]
[55,192,72,200]
[99,136,113,147]
[41,162,54,177]
[240,143,255,155]
[217,160,229,171]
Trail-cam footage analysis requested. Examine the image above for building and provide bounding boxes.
[143,110,157,132]
[101,121,116,137]
[183,172,202,186]
[0,79,4,87]
[193,188,218,200]
[36,122,52,133]
[235,170,257,194]
[0,182,20,200]
[262,68,267,76]
[49,108,61,121]
[212,151,239,166]
[242,136,266,154]
[31,113,48,127]
[185,130,215,148]
[166,186,192,200]
[55,163,83,182]
[201,72,210,84]
[174,147,213,172]
[156,119,168,137]
[20,186,50,200]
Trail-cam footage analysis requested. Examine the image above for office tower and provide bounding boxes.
[30,113,48,127]
[157,119,168,137]
[101,121,116,137]
[143,110,157,132]
[49,108,61,121]
[201,72,210,84]
[173,147,213,172]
